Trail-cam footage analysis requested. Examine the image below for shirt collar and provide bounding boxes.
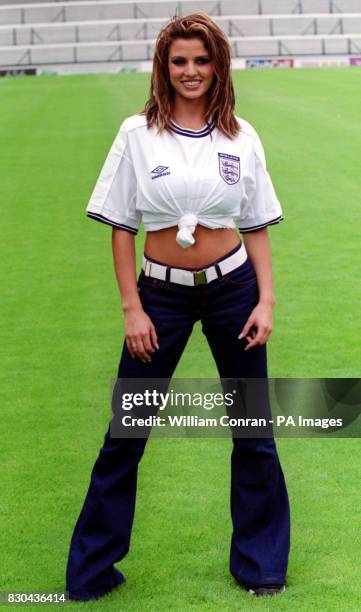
[170,118,215,138]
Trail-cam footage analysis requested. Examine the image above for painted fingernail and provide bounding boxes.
[238,334,244,339]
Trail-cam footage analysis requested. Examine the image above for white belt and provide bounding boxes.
[142,243,247,287]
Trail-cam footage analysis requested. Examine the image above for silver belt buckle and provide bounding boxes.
[193,270,207,285]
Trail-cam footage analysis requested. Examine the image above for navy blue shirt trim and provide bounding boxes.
[87,212,138,234]
[170,120,215,138]
[239,215,283,233]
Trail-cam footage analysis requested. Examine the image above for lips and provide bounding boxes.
[181,80,202,89]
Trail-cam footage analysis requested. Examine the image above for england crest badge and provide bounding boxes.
[218,152,240,185]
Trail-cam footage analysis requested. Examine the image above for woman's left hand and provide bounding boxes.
[238,301,273,351]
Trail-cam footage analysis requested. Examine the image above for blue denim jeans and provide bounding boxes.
[66,244,290,600]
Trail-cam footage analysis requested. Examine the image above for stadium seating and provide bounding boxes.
[1,0,361,68]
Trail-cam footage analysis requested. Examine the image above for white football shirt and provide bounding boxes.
[86,113,283,248]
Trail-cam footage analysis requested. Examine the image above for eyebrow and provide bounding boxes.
[170,54,211,60]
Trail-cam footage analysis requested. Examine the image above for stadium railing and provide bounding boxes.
[1,14,361,46]
[1,33,361,66]
[1,0,361,27]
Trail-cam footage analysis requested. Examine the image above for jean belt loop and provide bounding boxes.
[214,263,222,279]
[145,260,152,276]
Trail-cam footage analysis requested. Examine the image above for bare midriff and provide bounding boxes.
[144,225,241,269]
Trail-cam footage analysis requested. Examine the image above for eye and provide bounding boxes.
[170,57,211,66]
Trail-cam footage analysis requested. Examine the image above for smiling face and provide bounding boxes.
[167,37,215,102]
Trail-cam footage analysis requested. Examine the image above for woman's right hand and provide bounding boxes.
[124,307,159,363]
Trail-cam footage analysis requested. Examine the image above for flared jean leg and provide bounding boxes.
[229,436,290,587]
[66,431,147,600]
[201,261,291,588]
[66,275,195,600]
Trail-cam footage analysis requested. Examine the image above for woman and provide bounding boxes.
[66,12,290,601]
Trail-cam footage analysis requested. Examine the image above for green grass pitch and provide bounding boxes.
[1,68,361,610]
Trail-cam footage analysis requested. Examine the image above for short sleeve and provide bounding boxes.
[86,122,141,234]
[237,132,283,233]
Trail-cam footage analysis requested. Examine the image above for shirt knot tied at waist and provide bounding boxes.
[176,213,198,249]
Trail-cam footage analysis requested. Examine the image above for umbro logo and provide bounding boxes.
[151,165,171,180]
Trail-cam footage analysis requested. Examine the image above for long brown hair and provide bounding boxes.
[142,12,240,139]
